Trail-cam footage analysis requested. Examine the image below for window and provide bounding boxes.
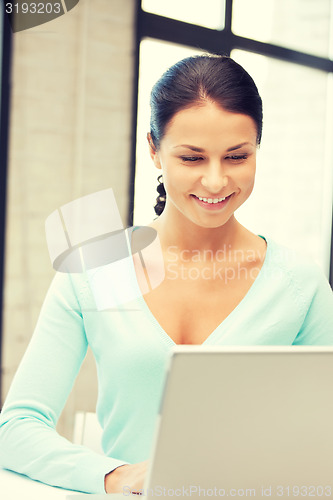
[232,50,332,267]
[142,0,225,30]
[232,0,331,58]
[132,0,333,281]
[133,39,205,225]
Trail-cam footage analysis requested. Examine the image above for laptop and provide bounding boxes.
[67,346,333,499]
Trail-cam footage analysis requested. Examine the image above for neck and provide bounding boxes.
[150,205,245,256]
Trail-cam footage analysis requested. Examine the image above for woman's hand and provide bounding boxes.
[104,460,149,494]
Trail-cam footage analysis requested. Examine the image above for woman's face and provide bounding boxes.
[149,101,258,229]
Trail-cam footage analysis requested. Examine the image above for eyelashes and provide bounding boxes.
[180,156,204,162]
[180,155,249,163]
[227,155,249,162]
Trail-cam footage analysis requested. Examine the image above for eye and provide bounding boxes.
[180,156,204,163]
[226,154,248,162]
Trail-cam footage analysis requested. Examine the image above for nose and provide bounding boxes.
[201,162,228,193]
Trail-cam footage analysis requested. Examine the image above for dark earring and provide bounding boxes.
[157,175,165,198]
[154,175,166,216]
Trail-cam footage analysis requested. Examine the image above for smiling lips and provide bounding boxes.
[192,194,233,203]
[196,195,226,204]
[191,193,233,210]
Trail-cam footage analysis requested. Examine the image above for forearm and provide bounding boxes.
[0,407,127,494]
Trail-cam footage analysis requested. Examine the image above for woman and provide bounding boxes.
[0,54,332,495]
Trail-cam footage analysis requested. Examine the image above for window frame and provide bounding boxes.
[129,0,333,287]
[0,9,13,404]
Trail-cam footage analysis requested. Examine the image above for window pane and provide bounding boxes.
[232,0,331,58]
[142,0,225,30]
[231,49,332,275]
[134,39,205,225]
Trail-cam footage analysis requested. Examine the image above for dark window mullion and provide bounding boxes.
[138,10,333,73]
[138,10,231,55]
[0,11,13,406]
[224,0,233,33]
[231,34,333,73]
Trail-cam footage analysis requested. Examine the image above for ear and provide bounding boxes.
[147,133,162,170]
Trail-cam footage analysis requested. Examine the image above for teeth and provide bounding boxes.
[197,196,226,204]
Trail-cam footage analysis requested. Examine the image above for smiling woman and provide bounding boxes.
[149,103,257,228]
[148,56,262,223]
[0,53,332,496]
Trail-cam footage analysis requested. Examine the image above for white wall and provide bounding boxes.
[1,0,136,438]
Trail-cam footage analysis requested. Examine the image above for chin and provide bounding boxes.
[189,214,234,230]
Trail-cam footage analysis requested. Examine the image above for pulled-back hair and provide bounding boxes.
[149,54,263,216]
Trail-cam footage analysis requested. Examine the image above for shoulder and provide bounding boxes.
[44,270,93,313]
[265,238,319,272]
[264,237,332,304]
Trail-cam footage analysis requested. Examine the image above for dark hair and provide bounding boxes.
[150,54,263,216]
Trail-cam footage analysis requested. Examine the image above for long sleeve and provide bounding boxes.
[0,271,127,494]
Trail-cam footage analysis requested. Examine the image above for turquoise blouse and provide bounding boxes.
[0,237,332,493]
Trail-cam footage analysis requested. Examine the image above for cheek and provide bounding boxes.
[240,163,256,184]
[163,165,191,192]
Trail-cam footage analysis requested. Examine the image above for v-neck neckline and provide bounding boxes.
[129,235,271,348]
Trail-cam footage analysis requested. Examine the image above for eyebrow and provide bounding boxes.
[174,142,253,152]
[227,142,253,152]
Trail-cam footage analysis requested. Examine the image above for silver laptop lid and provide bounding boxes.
[144,346,333,499]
